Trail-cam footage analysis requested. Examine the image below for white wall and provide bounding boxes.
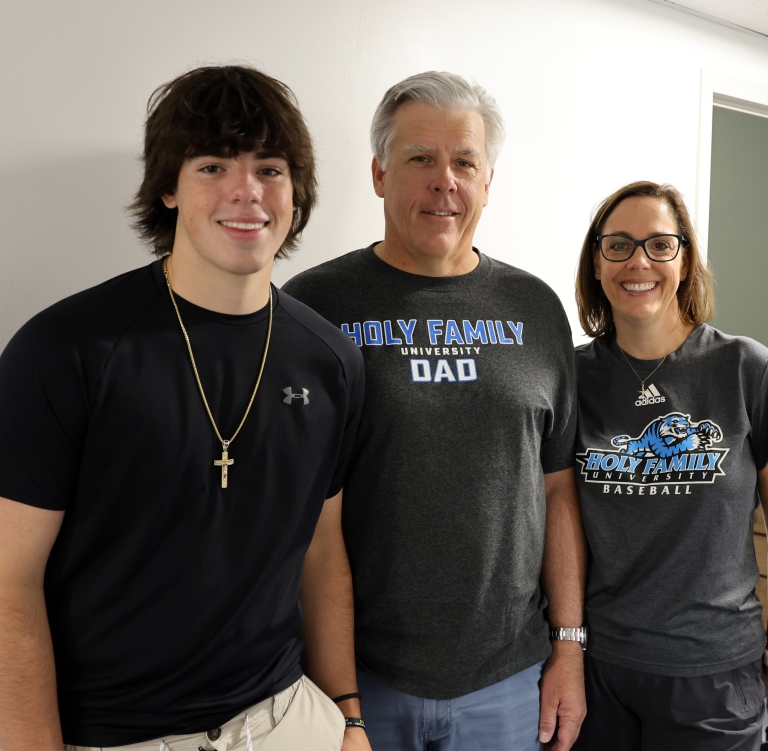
[1,0,767,350]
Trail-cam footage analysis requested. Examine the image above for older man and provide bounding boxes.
[284,71,586,750]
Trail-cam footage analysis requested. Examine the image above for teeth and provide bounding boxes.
[429,211,454,216]
[221,221,265,230]
[623,282,657,292]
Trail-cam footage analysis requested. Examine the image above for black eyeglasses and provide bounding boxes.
[596,234,685,262]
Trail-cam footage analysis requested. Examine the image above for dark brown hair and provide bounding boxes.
[576,180,715,338]
[130,65,317,258]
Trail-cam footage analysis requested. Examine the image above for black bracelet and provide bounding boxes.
[332,692,361,704]
[345,717,366,729]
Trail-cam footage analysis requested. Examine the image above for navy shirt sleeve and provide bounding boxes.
[0,311,93,509]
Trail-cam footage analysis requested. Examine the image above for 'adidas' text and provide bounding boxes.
[635,383,666,407]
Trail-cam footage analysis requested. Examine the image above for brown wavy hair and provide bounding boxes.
[130,65,317,258]
[576,181,715,338]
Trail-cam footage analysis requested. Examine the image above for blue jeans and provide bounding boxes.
[357,661,544,751]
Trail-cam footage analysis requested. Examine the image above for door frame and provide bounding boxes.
[696,70,768,256]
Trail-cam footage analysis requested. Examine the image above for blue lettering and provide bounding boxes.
[600,454,619,471]
[495,321,515,344]
[383,320,402,345]
[585,453,603,471]
[463,320,488,344]
[397,319,417,345]
[433,359,456,382]
[507,321,524,345]
[410,359,431,382]
[427,320,443,345]
[706,452,719,470]
[341,322,362,347]
[643,459,657,474]
[363,321,383,346]
[444,320,465,345]
[486,321,498,344]
[669,455,688,471]
[456,359,477,381]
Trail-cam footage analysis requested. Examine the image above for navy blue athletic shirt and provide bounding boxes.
[0,260,364,745]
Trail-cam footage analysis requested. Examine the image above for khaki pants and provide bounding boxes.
[65,676,345,751]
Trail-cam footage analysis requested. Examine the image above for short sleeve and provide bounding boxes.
[751,359,768,471]
[540,388,577,474]
[0,315,91,509]
[540,332,577,474]
[325,346,365,498]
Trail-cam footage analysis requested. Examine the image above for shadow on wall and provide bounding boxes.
[0,152,149,351]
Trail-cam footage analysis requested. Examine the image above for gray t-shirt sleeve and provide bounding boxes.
[540,388,577,474]
[751,360,768,470]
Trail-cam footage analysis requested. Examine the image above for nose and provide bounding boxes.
[430,162,458,193]
[626,242,651,268]
[232,165,262,203]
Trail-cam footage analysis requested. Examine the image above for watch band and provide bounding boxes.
[345,717,366,729]
[549,627,587,650]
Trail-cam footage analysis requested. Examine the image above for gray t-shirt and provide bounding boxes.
[576,325,768,676]
[284,245,576,698]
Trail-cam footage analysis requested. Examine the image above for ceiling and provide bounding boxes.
[648,0,768,37]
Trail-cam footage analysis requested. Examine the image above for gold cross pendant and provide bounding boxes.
[214,450,234,488]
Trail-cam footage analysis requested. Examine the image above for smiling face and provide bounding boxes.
[595,196,688,333]
[373,102,491,274]
[162,150,295,278]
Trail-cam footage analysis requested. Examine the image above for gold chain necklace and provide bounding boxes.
[617,345,667,398]
[162,257,273,488]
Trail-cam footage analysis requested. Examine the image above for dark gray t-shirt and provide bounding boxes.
[284,245,576,698]
[576,326,768,677]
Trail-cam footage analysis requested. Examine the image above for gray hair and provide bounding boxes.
[370,71,506,177]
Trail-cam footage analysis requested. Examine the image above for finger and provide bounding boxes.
[538,701,558,744]
[550,714,584,751]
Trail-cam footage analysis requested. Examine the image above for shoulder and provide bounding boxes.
[282,248,372,300]
[2,263,161,364]
[277,289,364,376]
[694,325,768,372]
[484,256,567,312]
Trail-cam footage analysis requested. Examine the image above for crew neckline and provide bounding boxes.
[151,258,275,326]
[605,324,707,371]
[361,243,493,285]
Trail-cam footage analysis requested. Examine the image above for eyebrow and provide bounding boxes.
[402,144,481,158]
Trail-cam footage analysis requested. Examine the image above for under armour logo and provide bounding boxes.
[283,387,309,406]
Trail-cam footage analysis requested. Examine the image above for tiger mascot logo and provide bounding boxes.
[611,413,723,458]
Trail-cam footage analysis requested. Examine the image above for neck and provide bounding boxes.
[614,314,693,360]
[164,252,272,315]
[374,236,479,277]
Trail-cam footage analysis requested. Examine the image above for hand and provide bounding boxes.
[341,727,373,751]
[762,649,768,697]
[538,642,586,750]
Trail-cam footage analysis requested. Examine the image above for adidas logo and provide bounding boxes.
[635,383,666,407]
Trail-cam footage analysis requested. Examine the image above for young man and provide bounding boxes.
[0,66,370,751]
[284,72,587,751]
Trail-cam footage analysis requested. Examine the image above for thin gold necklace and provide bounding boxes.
[617,344,668,398]
[163,257,272,488]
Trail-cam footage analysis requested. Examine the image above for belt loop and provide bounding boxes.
[243,712,253,751]
[273,692,285,724]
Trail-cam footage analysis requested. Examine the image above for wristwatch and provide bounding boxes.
[549,627,587,650]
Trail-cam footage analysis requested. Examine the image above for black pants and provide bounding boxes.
[573,655,765,751]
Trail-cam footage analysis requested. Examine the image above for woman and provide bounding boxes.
[572,181,768,750]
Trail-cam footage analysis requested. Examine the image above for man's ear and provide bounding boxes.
[483,168,494,207]
[372,156,386,198]
[161,193,178,209]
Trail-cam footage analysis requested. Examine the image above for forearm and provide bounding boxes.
[301,501,360,719]
[541,469,587,628]
[0,588,62,751]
